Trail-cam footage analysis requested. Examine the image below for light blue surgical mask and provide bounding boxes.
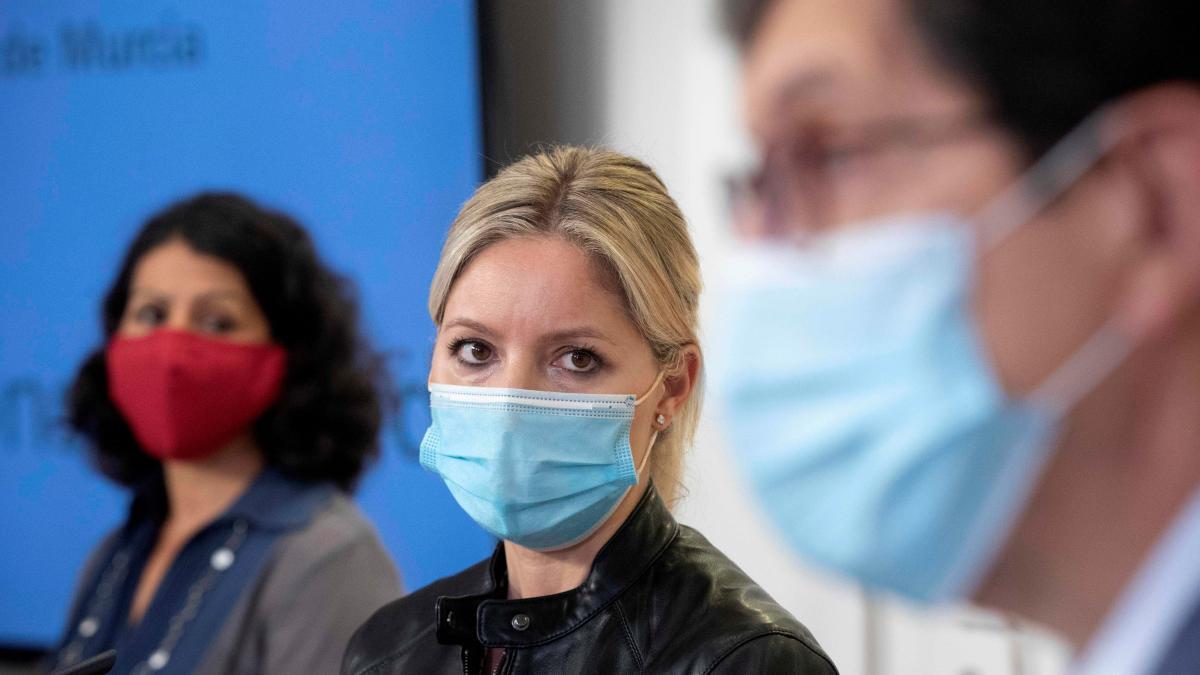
[714,109,1133,603]
[420,373,663,551]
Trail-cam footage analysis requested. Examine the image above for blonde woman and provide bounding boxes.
[342,147,836,674]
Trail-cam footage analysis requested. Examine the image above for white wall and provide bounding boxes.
[587,2,1073,673]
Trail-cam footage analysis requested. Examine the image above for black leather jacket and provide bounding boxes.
[343,485,838,674]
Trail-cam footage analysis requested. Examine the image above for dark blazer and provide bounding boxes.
[343,484,838,675]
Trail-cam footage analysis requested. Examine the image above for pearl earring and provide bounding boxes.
[656,414,667,428]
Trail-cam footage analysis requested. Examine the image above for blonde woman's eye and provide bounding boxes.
[454,340,493,365]
[556,349,600,373]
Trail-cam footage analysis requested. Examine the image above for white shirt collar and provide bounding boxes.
[1072,487,1200,675]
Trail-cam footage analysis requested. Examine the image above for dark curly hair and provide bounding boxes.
[68,192,386,491]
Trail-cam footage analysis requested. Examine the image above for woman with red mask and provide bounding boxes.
[51,193,401,675]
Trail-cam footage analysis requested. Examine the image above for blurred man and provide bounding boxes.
[717,1,1199,673]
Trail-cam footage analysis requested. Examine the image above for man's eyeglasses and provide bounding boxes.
[726,110,991,240]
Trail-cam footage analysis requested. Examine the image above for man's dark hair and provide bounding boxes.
[68,192,388,491]
[724,0,1198,155]
[723,0,771,51]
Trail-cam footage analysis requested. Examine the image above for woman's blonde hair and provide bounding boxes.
[429,146,702,505]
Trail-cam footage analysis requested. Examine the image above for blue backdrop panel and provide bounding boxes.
[0,1,493,648]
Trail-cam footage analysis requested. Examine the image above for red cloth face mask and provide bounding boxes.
[106,331,287,461]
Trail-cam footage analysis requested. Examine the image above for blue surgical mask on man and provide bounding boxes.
[420,373,663,551]
[714,108,1133,603]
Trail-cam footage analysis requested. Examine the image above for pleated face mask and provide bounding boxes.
[714,107,1132,603]
[419,372,663,551]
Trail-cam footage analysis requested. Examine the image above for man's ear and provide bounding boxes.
[1110,84,1200,343]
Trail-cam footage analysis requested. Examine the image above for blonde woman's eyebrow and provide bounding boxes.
[442,317,498,337]
[539,327,616,345]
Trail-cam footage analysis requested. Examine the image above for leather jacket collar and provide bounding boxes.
[436,483,678,648]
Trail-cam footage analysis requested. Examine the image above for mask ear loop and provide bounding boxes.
[975,104,1122,249]
[637,433,658,477]
[633,370,668,478]
[1027,324,1133,418]
[634,370,667,405]
[966,104,1135,417]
